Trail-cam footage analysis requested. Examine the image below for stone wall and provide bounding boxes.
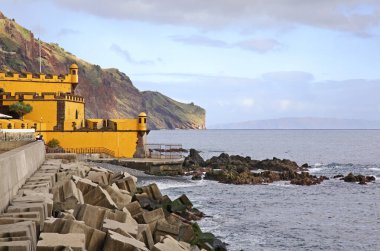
[0,141,45,212]
[0,129,35,142]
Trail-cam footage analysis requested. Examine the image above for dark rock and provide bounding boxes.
[366,176,376,182]
[253,158,300,172]
[343,173,357,182]
[342,173,376,184]
[183,148,205,169]
[333,174,344,179]
[191,172,202,180]
[211,238,228,251]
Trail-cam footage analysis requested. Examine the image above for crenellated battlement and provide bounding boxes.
[1,92,85,103]
[0,72,74,83]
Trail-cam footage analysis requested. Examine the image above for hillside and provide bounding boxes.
[210,117,380,129]
[0,11,205,129]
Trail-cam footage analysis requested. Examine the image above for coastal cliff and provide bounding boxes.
[0,12,206,129]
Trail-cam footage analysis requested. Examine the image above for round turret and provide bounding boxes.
[138,112,147,130]
[69,64,79,85]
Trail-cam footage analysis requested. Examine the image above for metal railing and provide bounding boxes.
[46,147,115,157]
[146,144,186,159]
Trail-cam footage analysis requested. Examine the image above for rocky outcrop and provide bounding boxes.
[0,12,206,129]
[185,152,326,186]
[340,173,376,185]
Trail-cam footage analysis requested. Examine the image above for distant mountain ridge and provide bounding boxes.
[210,117,380,129]
[0,11,205,129]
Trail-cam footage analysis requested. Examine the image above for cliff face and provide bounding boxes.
[0,12,206,129]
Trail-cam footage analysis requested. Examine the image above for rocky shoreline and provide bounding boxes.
[183,149,376,186]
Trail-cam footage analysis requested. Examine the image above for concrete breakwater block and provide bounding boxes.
[0,221,37,251]
[37,233,85,251]
[152,235,191,251]
[73,204,132,230]
[102,218,138,238]
[103,230,149,251]
[43,218,106,251]
[0,212,42,230]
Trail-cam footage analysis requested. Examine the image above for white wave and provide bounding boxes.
[369,167,380,172]
[268,181,293,187]
[308,167,325,173]
[313,163,324,167]
[156,180,208,190]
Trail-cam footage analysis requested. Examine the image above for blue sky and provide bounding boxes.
[2,0,380,125]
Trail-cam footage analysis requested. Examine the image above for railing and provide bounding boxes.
[46,147,115,157]
[146,144,186,159]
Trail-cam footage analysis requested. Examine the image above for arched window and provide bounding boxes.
[75,110,79,119]
[72,70,77,75]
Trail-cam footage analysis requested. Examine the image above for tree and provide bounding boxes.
[9,101,33,120]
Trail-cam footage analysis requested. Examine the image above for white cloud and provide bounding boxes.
[235,38,281,53]
[239,98,255,108]
[51,0,380,35]
[171,35,281,53]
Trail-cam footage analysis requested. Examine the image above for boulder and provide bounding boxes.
[183,149,205,169]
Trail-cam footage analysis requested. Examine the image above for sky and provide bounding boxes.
[1,0,380,125]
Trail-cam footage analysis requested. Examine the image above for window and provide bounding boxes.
[139,118,142,123]
[144,118,147,124]
[75,110,79,119]
[72,70,77,75]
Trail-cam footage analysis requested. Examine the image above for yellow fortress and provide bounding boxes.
[0,64,149,158]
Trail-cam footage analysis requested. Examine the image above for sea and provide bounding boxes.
[136,130,380,251]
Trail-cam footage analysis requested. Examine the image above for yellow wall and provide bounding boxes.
[108,119,140,130]
[64,100,85,130]
[43,131,139,158]
[2,99,58,130]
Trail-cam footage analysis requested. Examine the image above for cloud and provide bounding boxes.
[110,44,154,65]
[50,0,380,35]
[171,35,229,48]
[57,28,80,37]
[235,38,281,53]
[171,35,281,53]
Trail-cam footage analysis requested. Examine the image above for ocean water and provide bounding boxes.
[142,130,380,251]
